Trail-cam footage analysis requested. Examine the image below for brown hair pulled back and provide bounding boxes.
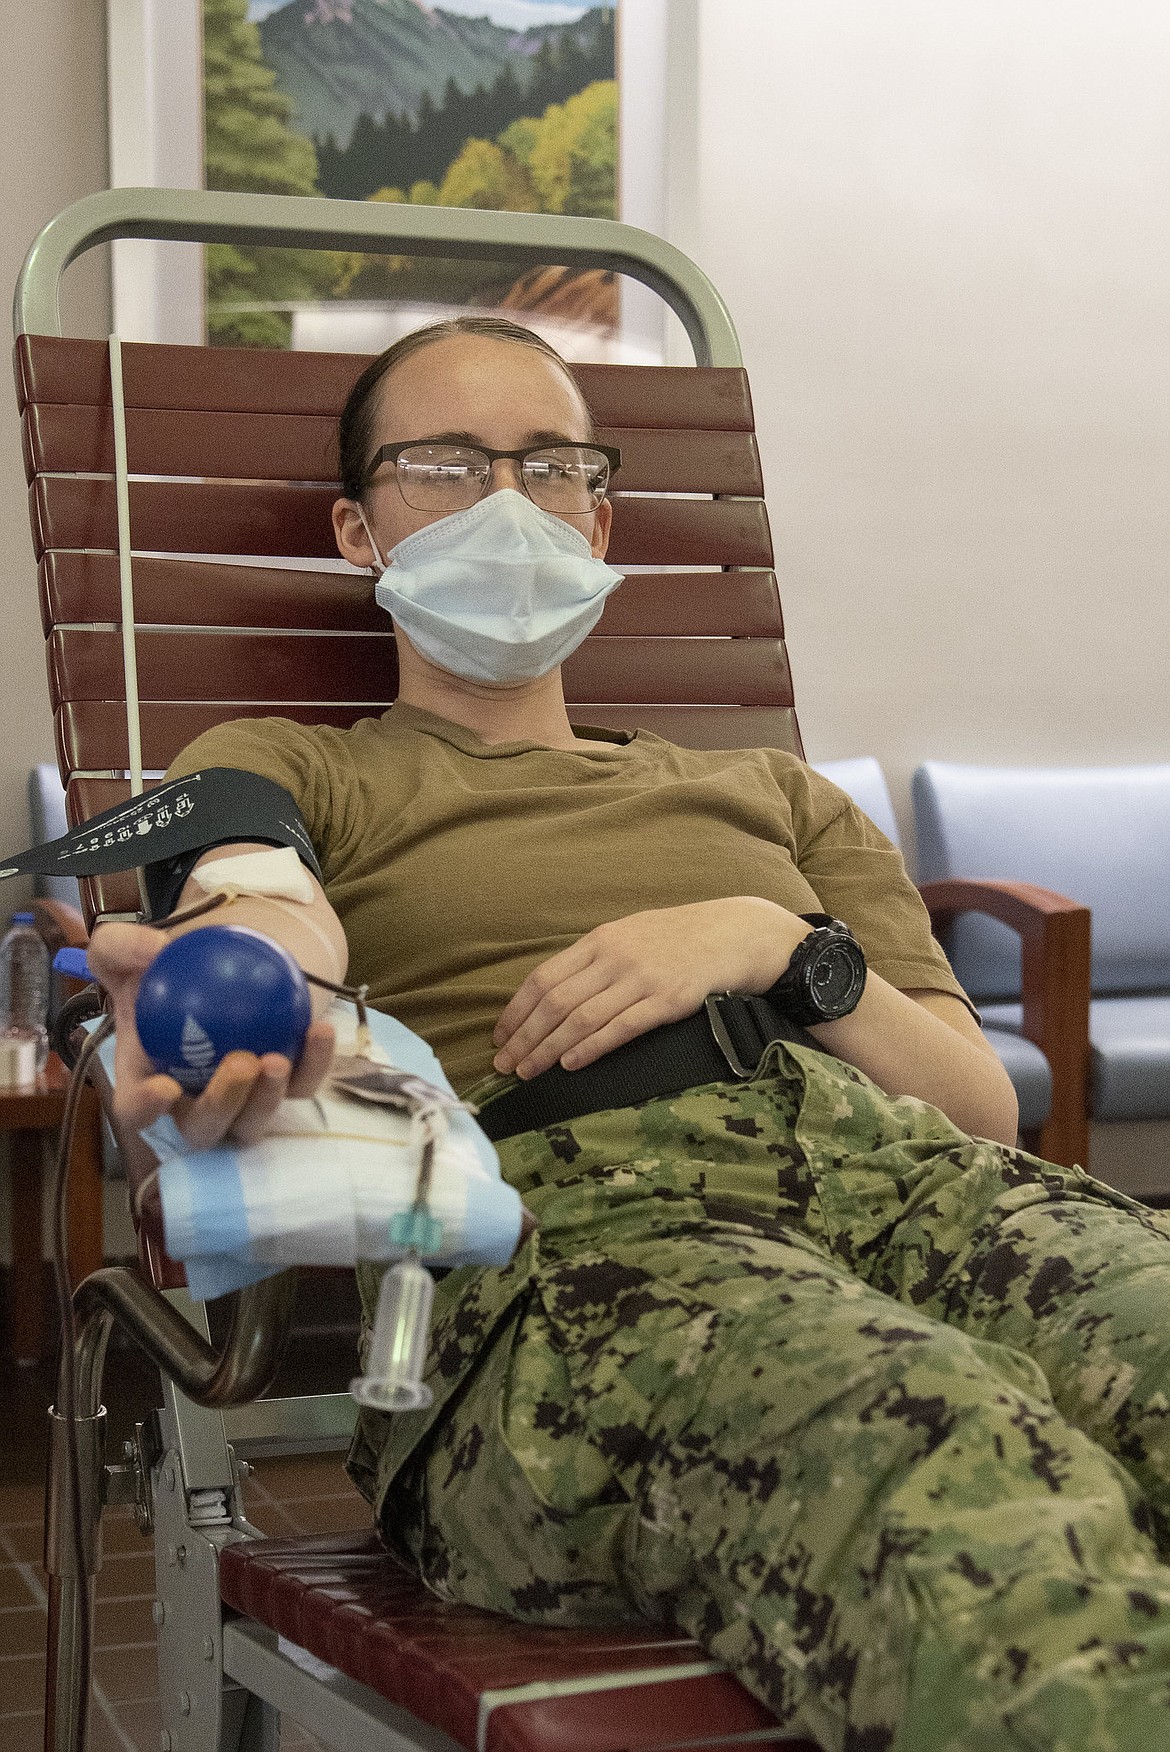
[336,315,588,502]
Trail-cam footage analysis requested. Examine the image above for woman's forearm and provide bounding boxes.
[808,974,1020,1146]
[488,893,1018,1145]
[171,841,349,1018]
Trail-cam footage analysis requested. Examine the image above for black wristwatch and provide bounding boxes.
[767,913,867,1027]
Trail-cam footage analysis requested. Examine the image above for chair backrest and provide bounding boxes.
[27,761,82,907]
[16,194,807,1297]
[16,340,800,925]
[812,757,901,847]
[913,761,1170,999]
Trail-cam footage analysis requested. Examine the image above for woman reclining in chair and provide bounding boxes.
[92,317,1170,1752]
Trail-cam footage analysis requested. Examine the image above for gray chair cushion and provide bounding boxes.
[983,998,1170,1124]
[912,762,1170,1000]
[1087,996,1170,1122]
[27,762,82,910]
[814,758,1051,1133]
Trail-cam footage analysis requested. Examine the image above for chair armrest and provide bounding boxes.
[918,878,1091,1168]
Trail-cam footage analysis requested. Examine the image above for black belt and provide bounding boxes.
[476,991,821,1143]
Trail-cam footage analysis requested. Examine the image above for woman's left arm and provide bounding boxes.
[491,897,1020,1146]
[810,977,1018,1146]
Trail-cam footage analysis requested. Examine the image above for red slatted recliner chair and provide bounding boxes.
[14,189,1090,1752]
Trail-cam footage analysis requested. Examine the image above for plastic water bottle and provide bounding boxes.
[0,912,50,1077]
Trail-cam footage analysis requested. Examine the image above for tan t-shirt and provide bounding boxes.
[166,704,971,1094]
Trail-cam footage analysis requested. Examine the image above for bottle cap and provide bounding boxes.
[53,947,93,981]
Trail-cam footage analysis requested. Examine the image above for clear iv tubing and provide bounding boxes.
[351,1252,435,1411]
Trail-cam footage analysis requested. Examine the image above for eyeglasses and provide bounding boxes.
[363,441,621,514]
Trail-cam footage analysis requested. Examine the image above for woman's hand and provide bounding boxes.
[492,898,809,1080]
[88,921,336,1148]
[488,897,1019,1144]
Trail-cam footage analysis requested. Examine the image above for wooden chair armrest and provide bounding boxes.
[918,877,1091,1168]
[918,877,1086,937]
[29,895,89,950]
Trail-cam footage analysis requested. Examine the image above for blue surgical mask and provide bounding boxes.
[363,490,623,685]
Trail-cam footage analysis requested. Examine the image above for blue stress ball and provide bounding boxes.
[135,925,312,1092]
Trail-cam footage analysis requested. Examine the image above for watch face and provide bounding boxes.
[809,939,866,1016]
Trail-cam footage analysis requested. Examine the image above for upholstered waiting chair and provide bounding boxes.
[811,757,901,843]
[814,758,1053,1137]
[28,763,82,911]
[914,762,1170,1142]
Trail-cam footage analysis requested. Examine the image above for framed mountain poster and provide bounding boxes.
[107,0,681,361]
[204,0,659,360]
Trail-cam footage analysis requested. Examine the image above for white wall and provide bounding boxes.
[0,1,111,892]
[681,0,1170,841]
[0,2,110,1266]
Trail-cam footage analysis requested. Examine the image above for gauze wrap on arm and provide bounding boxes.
[96,1005,523,1301]
[191,845,316,904]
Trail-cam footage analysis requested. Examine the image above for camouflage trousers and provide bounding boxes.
[348,1043,1170,1752]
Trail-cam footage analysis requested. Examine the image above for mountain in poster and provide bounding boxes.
[258,0,610,149]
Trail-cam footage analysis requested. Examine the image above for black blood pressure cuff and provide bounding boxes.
[0,768,322,921]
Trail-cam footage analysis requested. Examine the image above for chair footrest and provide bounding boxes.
[219,1531,816,1752]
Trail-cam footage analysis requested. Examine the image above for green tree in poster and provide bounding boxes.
[521,81,616,219]
[437,139,539,213]
[319,64,616,311]
[311,12,615,206]
[514,82,620,220]
[203,0,352,345]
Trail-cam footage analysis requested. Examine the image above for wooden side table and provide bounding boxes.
[1,1053,103,1364]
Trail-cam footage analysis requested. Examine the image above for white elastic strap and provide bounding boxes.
[109,334,150,918]
[109,335,143,799]
[356,504,387,571]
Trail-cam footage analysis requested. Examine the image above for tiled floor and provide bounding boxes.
[1,1291,371,1752]
[1,1452,372,1752]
